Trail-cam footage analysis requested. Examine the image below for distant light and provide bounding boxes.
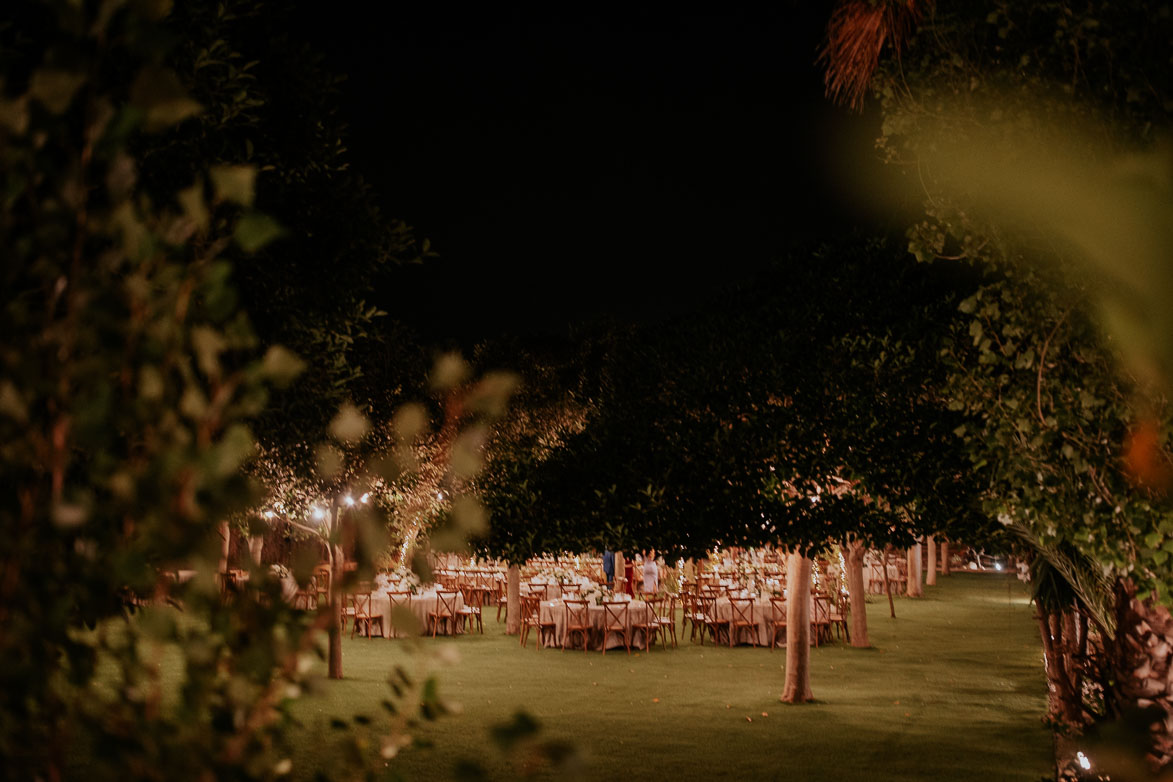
[436,491,445,501]
[1077,751,1091,771]
[360,492,370,504]
[995,562,1003,571]
[311,507,325,521]
[343,495,355,506]
[263,510,275,520]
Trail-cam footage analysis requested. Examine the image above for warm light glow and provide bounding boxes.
[1076,751,1091,771]
[311,507,326,521]
[343,495,355,506]
[995,562,1003,571]
[263,510,275,520]
[360,492,370,504]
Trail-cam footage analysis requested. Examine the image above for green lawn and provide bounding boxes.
[288,573,1052,781]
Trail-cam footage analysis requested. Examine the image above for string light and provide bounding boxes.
[263,510,275,520]
[1076,751,1091,771]
[343,495,355,506]
[360,493,370,504]
[311,507,326,522]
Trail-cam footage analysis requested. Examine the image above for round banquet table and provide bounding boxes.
[370,589,466,637]
[713,596,784,646]
[539,598,651,650]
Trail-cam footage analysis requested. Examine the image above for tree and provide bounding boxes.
[831,0,1173,767]
[0,1,307,775]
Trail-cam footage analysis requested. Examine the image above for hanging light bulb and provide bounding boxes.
[311,507,326,521]
[360,492,370,504]
[343,495,355,507]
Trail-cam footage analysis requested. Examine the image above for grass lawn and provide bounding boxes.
[287,573,1052,781]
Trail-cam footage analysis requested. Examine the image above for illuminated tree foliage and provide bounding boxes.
[848,0,1173,767]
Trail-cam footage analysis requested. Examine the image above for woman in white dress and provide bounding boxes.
[642,548,659,595]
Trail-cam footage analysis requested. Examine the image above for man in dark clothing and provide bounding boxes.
[602,549,615,588]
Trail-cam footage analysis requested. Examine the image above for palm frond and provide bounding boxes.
[818,0,930,111]
[1006,520,1116,638]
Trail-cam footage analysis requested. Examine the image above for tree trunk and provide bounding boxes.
[328,543,344,680]
[926,535,937,586]
[1109,580,1173,771]
[940,539,950,575]
[842,540,869,648]
[614,551,625,594]
[218,520,231,574]
[505,564,521,635]
[906,542,923,598]
[247,534,264,566]
[781,552,814,703]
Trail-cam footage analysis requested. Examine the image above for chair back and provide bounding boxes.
[812,594,830,624]
[769,596,787,624]
[602,600,628,630]
[435,590,458,617]
[460,584,483,608]
[353,591,373,620]
[730,596,755,626]
[698,593,719,622]
[643,596,663,625]
[564,599,590,628]
[521,594,541,623]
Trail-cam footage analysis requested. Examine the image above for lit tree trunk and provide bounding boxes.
[328,540,344,680]
[906,542,923,598]
[248,534,264,566]
[505,564,521,635]
[882,546,896,619]
[218,520,231,574]
[926,535,937,586]
[842,539,869,648]
[940,539,950,575]
[781,552,814,703]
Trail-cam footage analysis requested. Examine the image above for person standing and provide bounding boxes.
[603,548,615,588]
[642,548,659,595]
[623,557,635,597]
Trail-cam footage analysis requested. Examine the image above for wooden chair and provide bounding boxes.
[830,592,850,643]
[519,595,556,648]
[458,585,484,634]
[562,599,591,652]
[313,565,331,607]
[768,597,787,650]
[385,590,412,637]
[684,590,709,643]
[428,590,459,638]
[658,593,679,648]
[351,592,384,638]
[495,581,509,623]
[811,594,832,647]
[632,597,664,652]
[729,596,757,648]
[601,601,631,655]
[697,594,729,646]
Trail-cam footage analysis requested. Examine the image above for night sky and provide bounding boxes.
[299,5,905,337]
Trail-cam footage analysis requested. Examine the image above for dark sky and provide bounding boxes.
[301,5,895,338]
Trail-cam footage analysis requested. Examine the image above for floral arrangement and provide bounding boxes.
[552,567,572,584]
[392,565,422,594]
[269,563,290,580]
[580,585,605,605]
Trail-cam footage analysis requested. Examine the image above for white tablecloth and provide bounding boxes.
[539,599,651,650]
[371,590,466,637]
